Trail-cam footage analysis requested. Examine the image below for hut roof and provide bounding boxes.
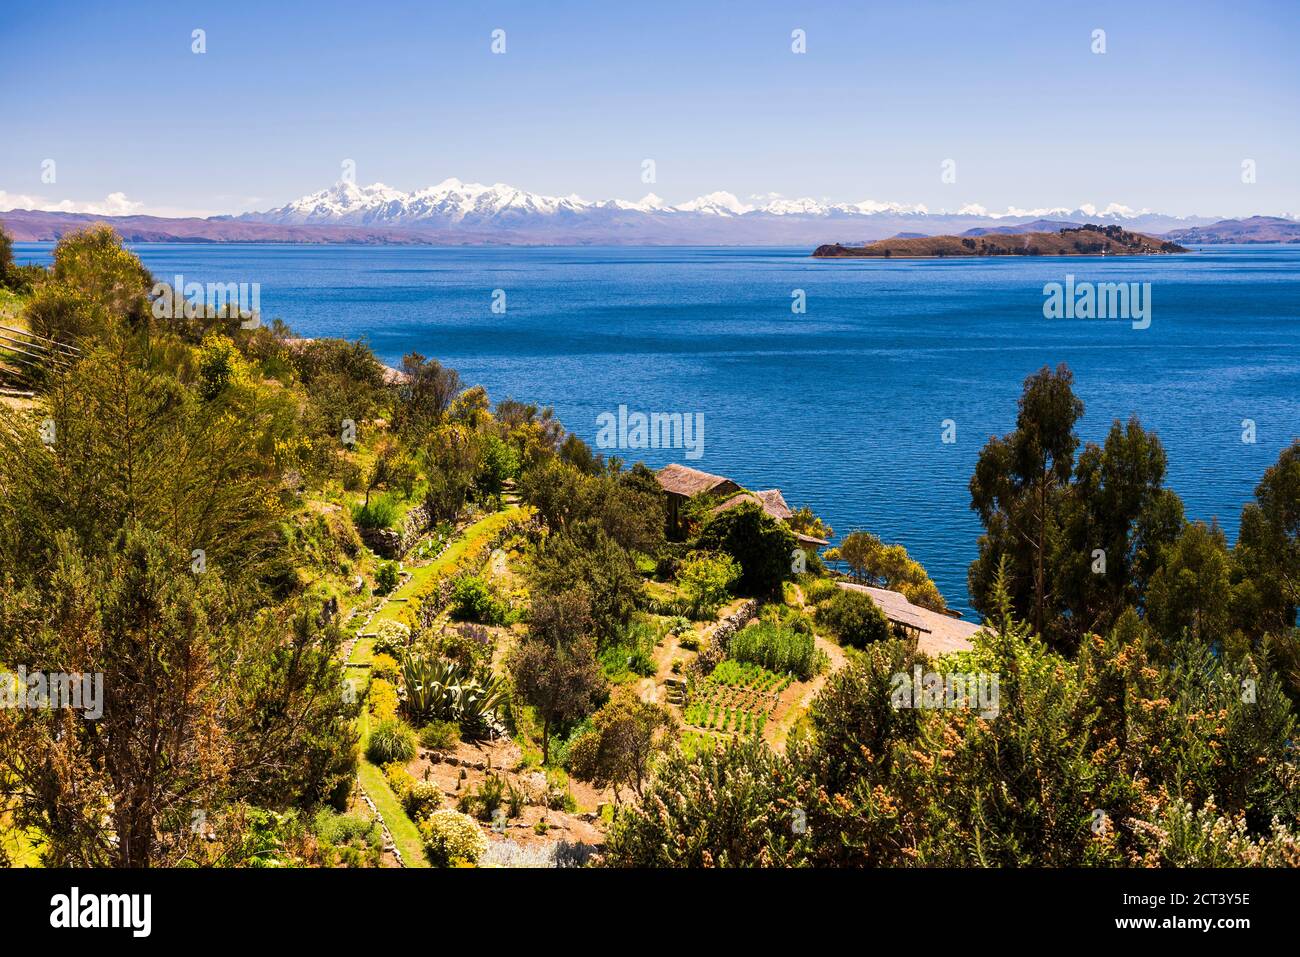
[836,582,982,657]
[711,488,793,522]
[794,531,830,548]
[656,463,740,497]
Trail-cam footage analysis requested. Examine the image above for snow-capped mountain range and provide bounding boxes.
[232,178,1221,243]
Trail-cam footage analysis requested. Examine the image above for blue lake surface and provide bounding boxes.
[14,242,1300,615]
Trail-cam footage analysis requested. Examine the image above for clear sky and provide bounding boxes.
[1,0,1296,217]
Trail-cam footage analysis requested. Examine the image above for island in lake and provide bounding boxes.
[813,224,1189,258]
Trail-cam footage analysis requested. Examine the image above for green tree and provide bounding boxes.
[675,551,740,615]
[1145,521,1234,646]
[827,531,945,611]
[508,592,606,763]
[0,336,283,586]
[968,364,1084,645]
[788,505,832,541]
[0,224,13,287]
[49,224,153,326]
[696,501,796,599]
[1056,416,1183,641]
[394,352,461,439]
[530,521,644,645]
[475,434,519,498]
[0,528,354,867]
[568,686,676,800]
[1235,440,1300,641]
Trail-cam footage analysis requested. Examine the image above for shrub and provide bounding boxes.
[420,809,488,867]
[366,719,417,764]
[404,781,443,822]
[353,493,400,530]
[695,502,797,599]
[371,652,399,682]
[1131,798,1300,867]
[435,623,495,672]
[313,809,380,846]
[367,678,399,722]
[816,589,890,647]
[450,575,510,625]
[371,620,411,658]
[419,720,461,751]
[383,761,415,801]
[802,576,839,604]
[676,551,741,616]
[459,774,507,822]
[374,561,400,595]
[605,736,804,867]
[730,620,820,679]
[196,333,248,400]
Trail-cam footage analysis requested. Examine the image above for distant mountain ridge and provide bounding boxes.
[230,179,1218,243]
[2,178,1291,245]
[1163,216,1300,244]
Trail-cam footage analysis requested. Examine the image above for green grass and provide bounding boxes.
[366,506,523,629]
[347,634,376,666]
[356,708,428,867]
[0,288,28,325]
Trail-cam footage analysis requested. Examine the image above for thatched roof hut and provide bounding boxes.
[710,489,793,522]
[655,463,742,498]
[836,582,982,657]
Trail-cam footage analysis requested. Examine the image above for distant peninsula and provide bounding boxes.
[813,224,1189,258]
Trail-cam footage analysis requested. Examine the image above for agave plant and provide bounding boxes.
[398,653,508,729]
[456,672,509,729]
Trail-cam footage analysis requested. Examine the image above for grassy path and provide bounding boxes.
[341,506,524,867]
[366,506,523,631]
[356,708,427,867]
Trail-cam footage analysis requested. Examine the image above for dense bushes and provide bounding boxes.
[675,550,740,617]
[352,494,401,530]
[449,574,511,625]
[816,588,891,646]
[374,560,400,595]
[403,781,443,823]
[418,720,460,751]
[729,620,822,679]
[611,566,1300,868]
[605,736,805,867]
[696,502,797,599]
[311,810,383,867]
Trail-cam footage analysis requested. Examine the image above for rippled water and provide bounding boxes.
[15,242,1300,613]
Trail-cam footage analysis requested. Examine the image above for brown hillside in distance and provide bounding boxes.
[813,224,1189,258]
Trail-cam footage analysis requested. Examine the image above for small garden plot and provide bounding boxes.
[682,660,794,736]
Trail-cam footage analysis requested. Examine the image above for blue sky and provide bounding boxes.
[1,0,1296,217]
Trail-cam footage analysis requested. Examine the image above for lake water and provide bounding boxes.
[14,242,1300,615]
